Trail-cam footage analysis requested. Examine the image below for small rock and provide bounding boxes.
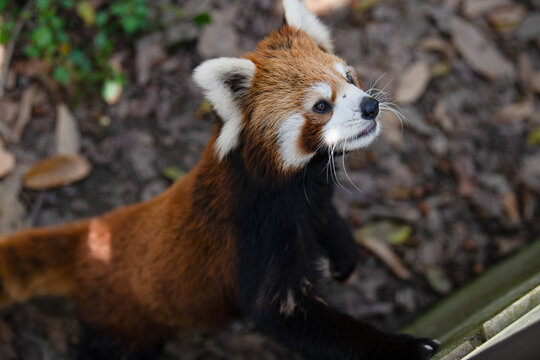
[519,155,540,193]
[141,180,168,201]
[516,13,540,41]
[452,153,476,198]
[470,188,504,219]
[531,72,540,94]
[402,106,438,137]
[166,22,200,45]
[127,131,157,181]
[136,34,167,86]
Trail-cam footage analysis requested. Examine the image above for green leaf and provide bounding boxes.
[527,126,540,146]
[193,12,212,27]
[31,26,54,48]
[0,0,8,12]
[95,11,109,26]
[57,31,69,44]
[109,3,125,16]
[24,45,41,58]
[69,49,91,72]
[53,66,71,85]
[61,0,74,9]
[21,10,32,21]
[50,16,64,29]
[162,166,186,181]
[388,225,413,245]
[120,16,141,34]
[94,31,109,49]
[0,20,15,44]
[76,1,96,26]
[102,79,123,104]
[36,0,51,10]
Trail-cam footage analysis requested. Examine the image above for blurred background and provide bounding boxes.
[0,0,539,359]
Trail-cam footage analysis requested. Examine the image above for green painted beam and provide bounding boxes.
[402,239,540,359]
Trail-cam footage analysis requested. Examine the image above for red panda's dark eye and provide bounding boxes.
[313,100,332,114]
[346,74,354,84]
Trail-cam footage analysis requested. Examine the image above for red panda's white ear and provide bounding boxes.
[193,57,256,159]
[283,0,334,53]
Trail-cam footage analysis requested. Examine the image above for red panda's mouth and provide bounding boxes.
[352,121,377,140]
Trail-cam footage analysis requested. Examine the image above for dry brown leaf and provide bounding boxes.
[380,111,403,148]
[532,72,540,93]
[433,101,453,133]
[487,4,526,32]
[0,169,27,236]
[12,85,37,142]
[355,231,411,280]
[450,16,515,81]
[452,153,476,198]
[0,99,18,125]
[518,53,533,91]
[0,141,15,179]
[304,0,349,14]
[14,59,50,77]
[462,0,510,18]
[495,101,534,123]
[395,61,430,105]
[55,103,80,155]
[500,191,520,225]
[418,36,453,59]
[23,154,92,190]
[136,35,166,86]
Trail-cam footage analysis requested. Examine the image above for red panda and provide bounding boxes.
[0,1,439,359]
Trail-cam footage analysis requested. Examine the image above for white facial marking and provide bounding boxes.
[334,62,348,79]
[322,83,380,151]
[278,114,315,169]
[311,82,332,99]
[193,57,256,159]
[283,0,334,53]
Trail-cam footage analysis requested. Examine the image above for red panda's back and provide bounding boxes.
[72,169,239,342]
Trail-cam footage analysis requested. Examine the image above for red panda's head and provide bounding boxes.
[194,0,382,180]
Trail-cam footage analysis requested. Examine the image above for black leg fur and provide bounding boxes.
[311,203,359,281]
[227,149,439,360]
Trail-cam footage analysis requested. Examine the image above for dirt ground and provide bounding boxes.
[1,0,540,359]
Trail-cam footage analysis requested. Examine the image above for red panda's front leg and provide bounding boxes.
[240,230,439,360]
[249,276,439,360]
[311,202,359,281]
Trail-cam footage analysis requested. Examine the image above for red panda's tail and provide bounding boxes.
[0,220,88,307]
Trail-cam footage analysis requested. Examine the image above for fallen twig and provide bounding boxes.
[0,0,35,97]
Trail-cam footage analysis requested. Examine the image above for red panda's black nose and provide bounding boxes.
[360,97,379,121]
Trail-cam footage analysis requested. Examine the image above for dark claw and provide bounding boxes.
[416,338,440,360]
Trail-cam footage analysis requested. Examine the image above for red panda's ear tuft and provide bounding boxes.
[193,57,256,159]
[282,0,334,53]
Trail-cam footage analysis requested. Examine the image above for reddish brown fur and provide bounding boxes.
[0,131,239,344]
[240,26,348,180]
[0,25,351,345]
